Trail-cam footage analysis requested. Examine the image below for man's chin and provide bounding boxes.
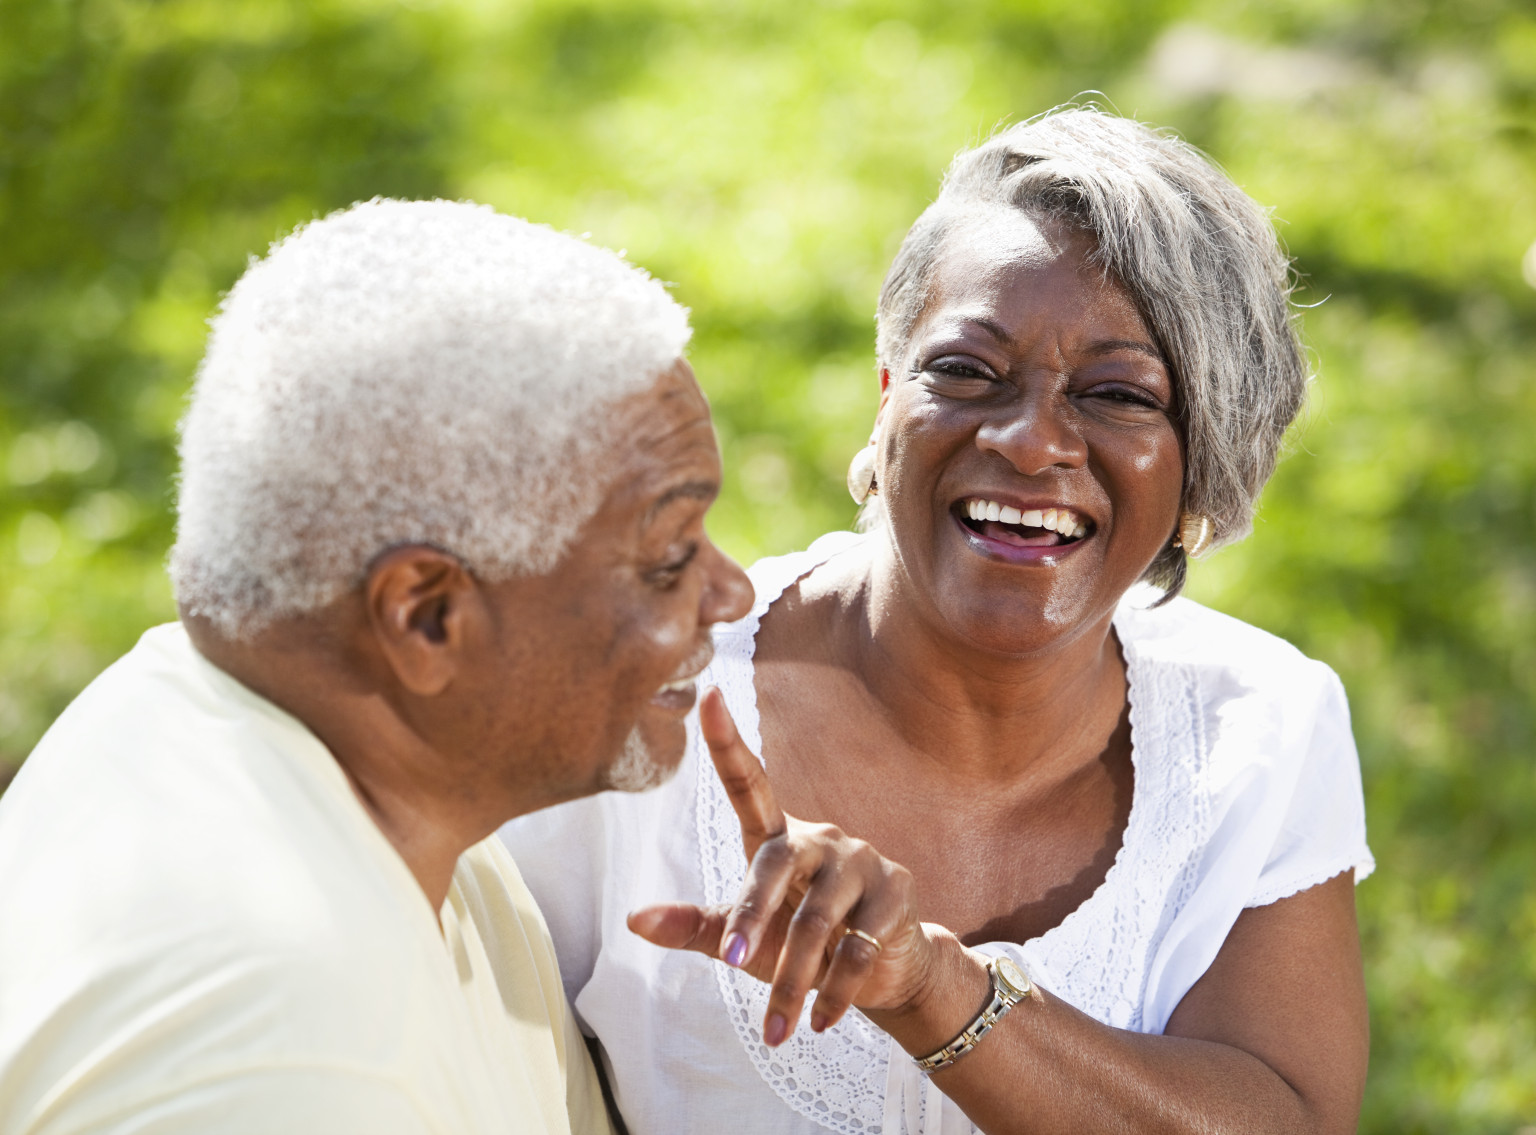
[600,726,682,793]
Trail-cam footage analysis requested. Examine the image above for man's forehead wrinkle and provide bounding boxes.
[632,408,714,453]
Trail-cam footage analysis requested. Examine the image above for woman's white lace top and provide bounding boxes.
[500,531,1374,1135]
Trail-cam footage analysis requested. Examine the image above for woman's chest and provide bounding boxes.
[756,680,1135,946]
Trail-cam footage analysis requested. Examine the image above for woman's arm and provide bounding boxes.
[629,689,1368,1135]
[871,874,1366,1135]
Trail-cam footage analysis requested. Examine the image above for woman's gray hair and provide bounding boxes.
[171,198,690,638]
[873,107,1308,597]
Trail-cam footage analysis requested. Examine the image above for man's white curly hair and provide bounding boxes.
[171,198,692,638]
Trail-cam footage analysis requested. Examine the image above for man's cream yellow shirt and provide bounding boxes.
[0,624,612,1135]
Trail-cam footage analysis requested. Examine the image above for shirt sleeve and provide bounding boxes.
[1246,666,1375,908]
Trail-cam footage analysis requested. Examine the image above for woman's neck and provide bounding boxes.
[818,536,1129,785]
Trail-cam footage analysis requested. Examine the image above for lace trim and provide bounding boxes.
[698,538,893,1134]
[1244,854,1376,910]
[1015,625,1211,1032]
[693,534,1214,1133]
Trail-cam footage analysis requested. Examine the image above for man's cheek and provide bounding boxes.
[613,604,696,676]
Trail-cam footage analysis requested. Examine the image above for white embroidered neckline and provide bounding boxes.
[693,532,1211,1135]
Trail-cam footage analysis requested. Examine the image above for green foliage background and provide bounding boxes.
[2,0,1533,1128]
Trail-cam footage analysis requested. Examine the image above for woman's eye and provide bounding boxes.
[1085,384,1162,410]
[927,357,989,378]
[919,356,997,391]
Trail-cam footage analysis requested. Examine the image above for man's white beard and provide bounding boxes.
[602,726,673,793]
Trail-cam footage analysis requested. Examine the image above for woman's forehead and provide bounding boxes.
[917,213,1145,343]
[939,206,1088,271]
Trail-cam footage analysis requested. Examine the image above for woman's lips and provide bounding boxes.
[952,508,1092,564]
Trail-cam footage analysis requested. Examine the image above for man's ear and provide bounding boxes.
[364,546,480,697]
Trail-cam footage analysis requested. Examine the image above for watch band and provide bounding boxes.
[913,955,1040,1074]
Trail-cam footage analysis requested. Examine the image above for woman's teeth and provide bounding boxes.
[657,677,694,693]
[961,498,1089,539]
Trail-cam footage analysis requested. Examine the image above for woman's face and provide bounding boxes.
[875,207,1184,656]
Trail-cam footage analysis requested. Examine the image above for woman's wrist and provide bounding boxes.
[864,924,995,1060]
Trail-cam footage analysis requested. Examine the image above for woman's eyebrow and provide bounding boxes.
[968,317,1013,343]
[1084,337,1166,362]
[931,321,1166,364]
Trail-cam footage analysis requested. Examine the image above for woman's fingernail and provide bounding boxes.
[811,1011,828,1033]
[764,1013,788,1046]
[723,932,748,968]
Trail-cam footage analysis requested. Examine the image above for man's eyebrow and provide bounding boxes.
[646,479,718,522]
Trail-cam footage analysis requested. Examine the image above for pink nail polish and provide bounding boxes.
[764,1013,788,1046]
[811,1012,828,1033]
[723,932,747,968]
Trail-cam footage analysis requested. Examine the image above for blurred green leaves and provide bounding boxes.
[2,0,1534,1129]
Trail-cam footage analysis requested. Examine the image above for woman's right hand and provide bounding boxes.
[626,687,950,1046]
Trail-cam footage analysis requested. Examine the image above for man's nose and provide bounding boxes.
[700,541,754,628]
[974,390,1087,475]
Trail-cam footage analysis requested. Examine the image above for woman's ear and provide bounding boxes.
[363,546,479,697]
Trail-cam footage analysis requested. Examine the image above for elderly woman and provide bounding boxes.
[501,108,1372,1135]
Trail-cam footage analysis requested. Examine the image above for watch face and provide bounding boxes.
[995,958,1031,999]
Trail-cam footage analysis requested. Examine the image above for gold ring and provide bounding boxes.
[844,927,883,953]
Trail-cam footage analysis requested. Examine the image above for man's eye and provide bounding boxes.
[644,544,698,587]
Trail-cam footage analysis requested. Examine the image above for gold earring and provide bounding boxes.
[846,443,878,505]
[1174,513,1215,559]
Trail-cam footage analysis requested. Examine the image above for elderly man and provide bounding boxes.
[0,200,752,1133]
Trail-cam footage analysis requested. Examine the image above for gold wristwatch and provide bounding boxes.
[913,955,1041,1074]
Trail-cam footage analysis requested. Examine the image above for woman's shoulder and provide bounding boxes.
[1116,589,1338,694]
[750,530,865,603]
[1114,591,1351,756]
[713,530,867,647]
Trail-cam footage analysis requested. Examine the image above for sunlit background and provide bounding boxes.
[2,0,1533,1128]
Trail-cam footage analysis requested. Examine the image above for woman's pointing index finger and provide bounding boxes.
[699,686,786,857]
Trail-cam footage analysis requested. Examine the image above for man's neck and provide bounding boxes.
[182,615,502,914]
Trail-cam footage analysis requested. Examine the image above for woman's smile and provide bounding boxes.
[953,494,1095,561]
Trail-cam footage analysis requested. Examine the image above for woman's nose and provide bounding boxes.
[974,391,1087,475]
[700,541,755,628]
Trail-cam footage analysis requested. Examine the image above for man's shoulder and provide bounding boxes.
[0,806,442,1043]
[0,624,452,1107]
[0,894,445,1134]
[2,618,410,916]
